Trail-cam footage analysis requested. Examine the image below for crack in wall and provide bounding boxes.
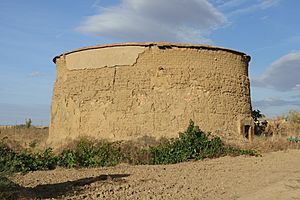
[112,67,117,90]
[65,46,147,70]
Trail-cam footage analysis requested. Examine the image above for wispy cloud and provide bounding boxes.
[251,34,300,53]
[213,0,249,9]
[91,0,102,8]
[291,93,300,99]
[76,0,227,43]
[252,52,300,91]
[260,0,280,8]
[55,32,65,39]
[253,97,300,108]
[28,71,46,77]
[213,0,280,16]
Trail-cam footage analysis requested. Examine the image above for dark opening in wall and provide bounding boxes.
[244,125,250,139]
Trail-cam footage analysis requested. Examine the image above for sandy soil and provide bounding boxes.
[6,150,300,200]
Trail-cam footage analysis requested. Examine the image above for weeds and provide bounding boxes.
[0,142,58,173]
[149,120,258,164]
[0,120,258,173]
[59,149,76,168]
[285,110,300,124]
[252,109,268,136]
[59,139,122,168]
[14,118,32,129]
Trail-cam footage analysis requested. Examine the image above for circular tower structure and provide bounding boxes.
[49,42,253,147]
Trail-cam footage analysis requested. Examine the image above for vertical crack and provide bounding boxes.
[112,67,117,90]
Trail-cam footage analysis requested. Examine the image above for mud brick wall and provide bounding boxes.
[48,43,253,147]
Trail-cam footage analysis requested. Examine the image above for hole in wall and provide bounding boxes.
[158,46,172,50]
[244,125,250,139]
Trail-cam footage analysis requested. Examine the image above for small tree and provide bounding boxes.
[25,118,32,128]
[252,109,264,121]
[252,109,267,136]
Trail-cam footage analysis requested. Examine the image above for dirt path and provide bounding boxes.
[8,150,300,199]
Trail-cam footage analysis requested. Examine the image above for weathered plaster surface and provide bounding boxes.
[65,46,146,70]
[49,43,253,147]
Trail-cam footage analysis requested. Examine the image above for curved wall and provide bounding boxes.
[49,43,253,146]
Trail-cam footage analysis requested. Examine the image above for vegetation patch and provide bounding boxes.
[149,120,258,164]
[0,142,57,173]
[59,138,122,168]
[0,120,258,174]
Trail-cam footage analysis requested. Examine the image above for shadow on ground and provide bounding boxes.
[0,173,130,199]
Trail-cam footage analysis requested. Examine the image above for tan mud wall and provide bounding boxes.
[65,46,146,70]
[49,44,253,146]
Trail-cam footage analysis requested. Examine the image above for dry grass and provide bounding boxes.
[265,118,300,137]
[0,126,48,151]
[1,120,300,155]
[246,136,300,152]
[238,118,300,153]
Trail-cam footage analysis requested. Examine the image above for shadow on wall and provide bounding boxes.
[1,173,130,199]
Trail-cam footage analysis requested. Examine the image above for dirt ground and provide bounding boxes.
[3,149,299,200]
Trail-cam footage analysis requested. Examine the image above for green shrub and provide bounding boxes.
[149,120,257,164]
[59,149,77,168]
[59,138,122,168]
[0,142,17,172]
[252,109,267,135]
[225,146,258,156]
[14,118,32,129]
[0,121,258,173]
[0,142,58,173]
[25,118,32,128]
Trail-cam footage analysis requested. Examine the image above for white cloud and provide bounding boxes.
[91,0,101,8]
[260,0,280,9]
[252,97,300,117]
[212,0,280,16]
[213,0,249,9]
[253,97,300,108]
[291,93,300,99]
[252,52,300,91]
[29,71,45,77]
[293,84,300,90]
[76,0,227,43]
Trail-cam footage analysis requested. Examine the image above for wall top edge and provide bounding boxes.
[52,42,250,63]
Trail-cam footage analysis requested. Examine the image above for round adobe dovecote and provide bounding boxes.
[49,42,253,147]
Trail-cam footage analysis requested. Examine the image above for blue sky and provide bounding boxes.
[0,0,299,125]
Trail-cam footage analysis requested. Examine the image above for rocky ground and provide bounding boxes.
[2,149,299,199]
